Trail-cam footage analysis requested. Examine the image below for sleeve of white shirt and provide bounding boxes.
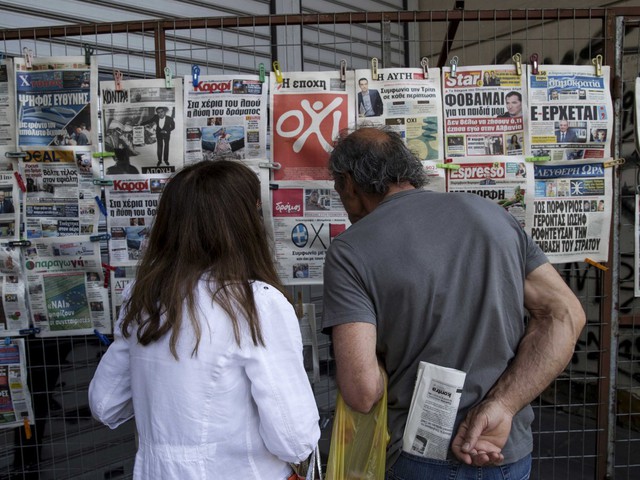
[88,289,134,429]
[245,285,321,463]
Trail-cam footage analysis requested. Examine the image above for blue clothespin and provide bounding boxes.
[192,65,200,88]
[19,327,40,336]
[94,196,108,217]
[92,179,113,186]
[4,337,11,345]
[94,329,111,346]
[90,233,111,242]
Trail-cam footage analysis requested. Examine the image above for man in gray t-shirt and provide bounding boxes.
[321,127,585,479]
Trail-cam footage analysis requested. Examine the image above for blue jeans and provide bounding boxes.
[386,452,531,480]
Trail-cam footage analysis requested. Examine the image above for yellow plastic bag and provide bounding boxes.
[325,378,390,480]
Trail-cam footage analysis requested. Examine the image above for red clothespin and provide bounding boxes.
[530,53,539,75]
[102,263,117,288]
[114,70,123,91]
[13,172,26,193]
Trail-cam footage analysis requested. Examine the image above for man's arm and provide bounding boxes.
[451,262,586,466]
[331,322,384,413]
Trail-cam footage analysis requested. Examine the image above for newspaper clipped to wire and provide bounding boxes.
[402,361,466,460]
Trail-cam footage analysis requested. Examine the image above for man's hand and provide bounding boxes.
[451,399,513,467]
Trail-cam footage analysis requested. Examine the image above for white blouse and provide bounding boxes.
[89,280,320,479]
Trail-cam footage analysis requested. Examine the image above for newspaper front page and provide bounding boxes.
[21,148,99,238]
[354,67,444,161]
[525,160,612,263]
[183,74,267,164]
[0,59,16,155]
[0,160,19,242]
[0,246,29,335]
[24,235,109,336]
[271,181,350,285]
[527,64,613,161]
[442,65,526,158]
[0,339,34,430]
[270,70,355,180]
[446,156,530,227]
[100,79,184,175]
[14,56,98,148]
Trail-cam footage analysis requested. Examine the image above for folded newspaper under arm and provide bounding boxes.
[402,361,466,460]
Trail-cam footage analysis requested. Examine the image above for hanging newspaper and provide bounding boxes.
[110,265,137,322]
[354,67,444,161]
[20,148,99,238]
[525,160,612,263]
[0,159,19,242]
[635,195,640,296]
[442,65,526,157]
[270,70,355,180]
[636,78,640,155]
[183,74,267,164]
[526,64,612,161]
[0,339,35,430]
[0,59,16,155]
[100,78,183,175]
[104,175,168,267]
[14,56,97,148]
[24,235,109,336]
[423,161,446,193]
[0,245,29,335]
[299,303,320,384]
[445,156,530,227]
[271,181,350,285]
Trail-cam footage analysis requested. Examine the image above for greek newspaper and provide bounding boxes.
[100,79,184,175]
[24,235,109,336]
[21,148,99,238]
[0,246,29,335]
[183,74,267,164]
[271,181,350,285]
[527,65,613,161]
[0,160,19,242]
[525,160,612,263]
[0,340,34,430]
[442,65,526,157]
[270,70,355,180]
[354,67,444,161]
[0,60,16,155]
[14,56,98,148]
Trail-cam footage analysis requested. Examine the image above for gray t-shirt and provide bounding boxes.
[322,189,548,468]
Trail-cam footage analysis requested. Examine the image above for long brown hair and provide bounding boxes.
[121,160,286,359]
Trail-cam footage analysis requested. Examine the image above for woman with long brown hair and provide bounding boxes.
[90,160,320,479]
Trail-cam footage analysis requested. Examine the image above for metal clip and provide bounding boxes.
[272,61,283,84]
[259,63,265,83]
[420,57,429,79]
[340,59,347,83]
[4,152,27,158]
[530,53,539,75]
[192,65,200,88]
[83,44,95,66]
[371,57,379,81]
[164,66,174,88]
[603,158,625,168]
[114,70,123,91]
[23,47,33,69]
[513,53,522,76]
[258,161,282,170]
[592,54,603,77]
[449,56,459,78]
[8,240,32,247]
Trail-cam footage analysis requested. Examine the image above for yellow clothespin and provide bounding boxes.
[603,158,625,168]
[592,54,603,77]
[530,53,539,75]
[420,56,429,79]
[340,59,347,83]
[436,162,460,170]
[272,61,283,84]
[92,152,115,158]
[371,57,379,81]
[164,66,174,88]
[513,53,522,76]
[114,70,123,91]
[449,56,458,78]
[585,258,608,271]
[23,47,33,69]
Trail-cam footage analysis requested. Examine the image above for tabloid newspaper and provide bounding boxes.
[402,361,466,460]
[20,148,99,238]
[183,74,267,164]
[526,64,613,161]
[442,65,527,158]
[100,78,184,175]
[24,235,109,336]
[13,56,98,148]
[271,181,349,285]
[0,159,19,242]
[0,339,35,430]
[354,67,444,162]
[0,245,29,335]
[524,160,612,263]
[270,70,355,180]
[445,156,530,227]
[0,59,16,155]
